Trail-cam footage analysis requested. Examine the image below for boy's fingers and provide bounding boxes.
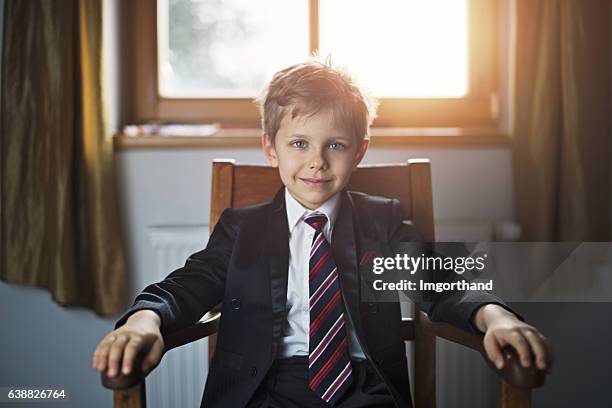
[536,332,554,371]
[483,335,504,369]
[121,336,144,375]
[522,329,547,370]
[107,335,129,377]
[505,331,532,367]
[93,334,118,372]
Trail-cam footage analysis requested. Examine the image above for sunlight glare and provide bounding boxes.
[319,0,468,98]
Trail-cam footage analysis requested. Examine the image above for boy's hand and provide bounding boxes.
[474,304,552,372]
[92,310,164,378]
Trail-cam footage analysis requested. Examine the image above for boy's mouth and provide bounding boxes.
[300,177,332,186]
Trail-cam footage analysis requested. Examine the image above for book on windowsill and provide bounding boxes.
[122,123,221,137]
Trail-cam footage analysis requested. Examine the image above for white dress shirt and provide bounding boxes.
[277,188,366,360]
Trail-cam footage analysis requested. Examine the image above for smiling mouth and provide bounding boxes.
[300,177,332,186]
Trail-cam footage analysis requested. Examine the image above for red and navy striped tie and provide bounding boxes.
[304,213,353,406]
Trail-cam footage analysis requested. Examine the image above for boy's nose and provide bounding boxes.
[308,151,328,170]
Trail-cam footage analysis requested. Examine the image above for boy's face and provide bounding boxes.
[262,110,369,210]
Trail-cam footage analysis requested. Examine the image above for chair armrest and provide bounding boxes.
[101,312,221,390]
[413,312,547,389]
[163,311,221,352]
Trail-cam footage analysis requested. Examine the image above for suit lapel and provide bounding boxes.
[265,188,290,357]
[331,190,366,342]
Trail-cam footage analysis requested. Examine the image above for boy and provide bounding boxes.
[93,60,551,408]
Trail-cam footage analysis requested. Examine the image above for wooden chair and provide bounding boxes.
[102,158,546,408]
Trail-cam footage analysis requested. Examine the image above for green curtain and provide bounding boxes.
[1,0,126,316]
[513,0,611,241]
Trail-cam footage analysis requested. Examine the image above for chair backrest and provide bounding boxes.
[210,159,435,240]
[209,158,438,408]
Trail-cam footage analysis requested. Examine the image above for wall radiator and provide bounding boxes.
[430,220,516,408]
[146,226,211,408]
[144,221,512,407]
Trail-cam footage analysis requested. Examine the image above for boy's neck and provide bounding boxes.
[284,188,342,230]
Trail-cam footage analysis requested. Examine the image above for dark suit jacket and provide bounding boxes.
[116,188,516,408]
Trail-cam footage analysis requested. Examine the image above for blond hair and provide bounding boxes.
[256,57,378,145]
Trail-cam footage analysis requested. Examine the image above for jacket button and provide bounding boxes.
[249,366,257,377]
[368,303,378,314]
[230,298,241,310]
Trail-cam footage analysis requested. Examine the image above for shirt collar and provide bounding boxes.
[285,187,342,233]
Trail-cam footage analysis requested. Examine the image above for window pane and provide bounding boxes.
[158,0,309,98]
[319,0,468,98]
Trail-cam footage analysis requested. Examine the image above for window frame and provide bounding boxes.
[123,0,500,128]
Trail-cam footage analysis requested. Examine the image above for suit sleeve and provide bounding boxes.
[388,199,523,334]
[115,208,238,335]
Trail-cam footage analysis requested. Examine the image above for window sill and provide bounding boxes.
[113,128,511,150]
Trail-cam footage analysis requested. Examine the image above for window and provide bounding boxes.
[157,0,310,98]
[125,0,500,128]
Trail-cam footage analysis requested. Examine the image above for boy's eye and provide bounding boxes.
[291,140,306,149]
[329,142,346,150]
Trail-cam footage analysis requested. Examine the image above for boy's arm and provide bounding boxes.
[115,208,238,335]
[388,199,523,335]
[387,200,551,371]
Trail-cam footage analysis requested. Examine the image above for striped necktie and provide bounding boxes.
[303,212,353,406]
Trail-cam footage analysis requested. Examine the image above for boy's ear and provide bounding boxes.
[261,134,279,168]
[352,139,370,169]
